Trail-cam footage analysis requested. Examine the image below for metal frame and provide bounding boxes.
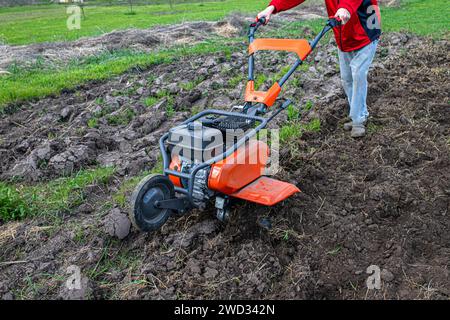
[159,110,268,205]
[248,17,341,88]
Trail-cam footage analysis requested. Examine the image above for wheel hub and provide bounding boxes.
[130,174,175,232]
[141,187,164,221]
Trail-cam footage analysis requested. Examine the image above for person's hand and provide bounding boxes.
[335,8,351,24]
[256,5,275,24]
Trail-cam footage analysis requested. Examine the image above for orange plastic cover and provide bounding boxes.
[208,140,269,195]
[245,81,281,107]
[230,176,300,206]
[249,38,312,61]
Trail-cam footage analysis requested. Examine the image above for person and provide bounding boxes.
[257,0,381,137]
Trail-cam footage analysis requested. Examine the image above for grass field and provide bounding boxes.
[0,39,240,109]
[0,0,448,109]
[381,0,449,38]
[0,0,269,45]
[0,0,446,45]
[0,167,114,221]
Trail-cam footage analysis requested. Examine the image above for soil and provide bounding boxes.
[0,14,449,299]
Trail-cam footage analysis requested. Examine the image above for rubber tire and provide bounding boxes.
[130,174,175,232]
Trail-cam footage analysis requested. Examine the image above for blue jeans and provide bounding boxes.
[338,40,378,125]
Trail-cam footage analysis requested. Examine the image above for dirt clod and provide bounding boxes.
[103,209,131,240]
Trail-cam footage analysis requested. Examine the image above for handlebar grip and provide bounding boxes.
[250,17,267,28]
[328,17,342,28]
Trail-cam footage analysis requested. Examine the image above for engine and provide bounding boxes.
[166,117,251,209]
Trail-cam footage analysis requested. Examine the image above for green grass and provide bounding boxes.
[0,167,115,221]
[381,0,449,39]
[280,118,321,142]
[0,0,268,45]
[286,104,300,121]
[166,103,175,117]
[367,122,381,134]
[87,117,99,128]
[106,107,135,126]
[228,73,245,87]
[0,40,236,109]
[144,96,159,107]
[0,183,29,221]
[254,74,268,90]
[1,0,446,46]
[180,77,204,90]
[304,118,321,132]
[303,100,313,111]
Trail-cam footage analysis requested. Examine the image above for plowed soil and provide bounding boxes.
[0,19,448,299]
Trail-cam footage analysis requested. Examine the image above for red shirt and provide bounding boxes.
[269,0,381,52]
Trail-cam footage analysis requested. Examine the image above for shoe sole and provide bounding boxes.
[344,120,368,132]
[351,131,365,138]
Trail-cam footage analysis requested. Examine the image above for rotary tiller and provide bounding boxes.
[130,17,342,232]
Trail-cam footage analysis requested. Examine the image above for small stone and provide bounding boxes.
[136,87,145,95]
[203,57,216,68]
[60,106,74,120]
[2,292,13,300]
[189,264,201,274]
[381,268,395,282]
[211,95,231,108]
[34,143,52,160]
[77,203,92,214]
[167,83,179,94]
[119,140,132,153]
[399,115,411,125]
[204,267,218,279]
[198,67,209,76]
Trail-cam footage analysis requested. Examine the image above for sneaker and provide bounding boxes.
[343,121,353,131]
[351,124,366,138]
[344,118,368,132]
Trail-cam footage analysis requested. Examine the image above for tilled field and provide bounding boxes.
[0,21,449,299]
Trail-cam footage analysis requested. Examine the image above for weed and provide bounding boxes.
[0,183,28,221]
[144,96,159,107]
[280,123,302,142]
[228,74,244,87]
[280,118,320,142]
[180,77,204,91]
[367,122,380,134]
[254,74,267,89]
[304,100,313,111]
[87,118,98,128]
[0,167,115,221]
[166,104,175,117]
[286,104,300,121]
[95,97,105,105]
[156,89,170,99]
[304,118,321,132]
[106,108,135,126]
